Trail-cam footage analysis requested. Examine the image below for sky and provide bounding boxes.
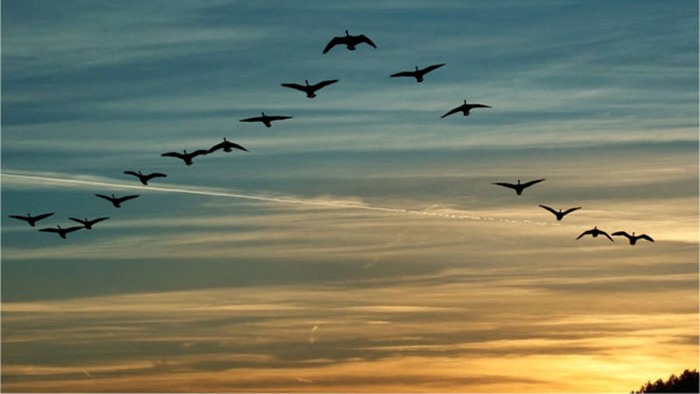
[1,0,698,392]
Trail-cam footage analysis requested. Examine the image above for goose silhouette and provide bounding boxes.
[39,225,83,239]
[239,112,292,128]
[95,193,139,208]
[539,205,581,221]
[208,138,249,154]
[8,212,54,227]
[281,79,339,98]
[391,64,445,82]
[441,100,491,118]
[323,30,376,54]
[493,179,545,195]
[161,149,209,165]
[124,170,167,185]
[576,226,614,242]
[69,216,110,230]
[611,231,654,245]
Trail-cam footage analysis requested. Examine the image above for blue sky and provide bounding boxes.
[2,0,698,392]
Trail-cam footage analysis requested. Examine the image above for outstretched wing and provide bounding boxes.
[267,115,292,121]
[8,215,30,222]
[639,234,654,242]
[90,217,110,225]
[312,79,339,90]
[440,105,464,119]
[64,226,84,234]
[123,170,140,177]
[493,182,516,190]
[39,227,60,234]
[357,34,376,48]
[576,229,593,240]
[522,178,545,188]
[189,149,209,158]
[600,230,614,242]
[117,195,140,203]
[390,71,414,78]
[240,116,263,123]
[145,172,167,180]
[538,204,558,216]
[562,207,582,216]
[161,152,184,159]
[322,36,343,54]
[227,142,249,152]
[611,231,631,239]
[421,63,445,74]
[95,194,113,202]
[281,83,306,92]
[466,104,492,110]
[68,217,87,225]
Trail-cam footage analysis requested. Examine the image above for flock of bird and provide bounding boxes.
[9,30,653,246]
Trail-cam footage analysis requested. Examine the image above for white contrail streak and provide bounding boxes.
[2,172,555,226]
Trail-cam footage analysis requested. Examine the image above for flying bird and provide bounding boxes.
[8,212,54,227]
[611,231,654,245]
[208,137,249,154]
[538,205,582,221]
[69,217,110,230]
[95,193,139,208]
[322,30,376,53]
[281,79,339,98]
[390,64,445,83]
[161,149,209,165]
[493,179,545,196]
[576,226,614,242]
[38,225,83,239]
[239,112,292,128]
[124,170,167,185]
[441,100,491,118]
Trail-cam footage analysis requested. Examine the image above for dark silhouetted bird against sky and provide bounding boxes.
[441,99,492,118]
[612,231,654,245]
[124,170,167,185]
[281,79,339,98]
[8,212,54,227]
[38,225,83,239]
[493,179,545,196]
[239,112,293,128]
[208,138,249,154]
[323,30,376,53]
[161,149,209,166]
[390,64,445,82]
[69,217,110,230]
[95,193,140,208]
[576,226,614,242]
[539,205,582,221]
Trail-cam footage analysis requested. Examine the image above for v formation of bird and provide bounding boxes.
[10,30,651,245]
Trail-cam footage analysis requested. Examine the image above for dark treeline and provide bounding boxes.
[631,369,699,393]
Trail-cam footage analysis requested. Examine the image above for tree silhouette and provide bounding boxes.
[631,369,698,393]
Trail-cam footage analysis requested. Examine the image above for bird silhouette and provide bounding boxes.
[441,100,491,118]
[390,64,445,82]
[69,216,110,230]
[576,226,614,242]
[281,79,339,98]
[493,179,545,195]
[208,137,249,154]
[323,30,376,54]
[95,193,139,208]
[124,170,167,185]
[539,205,581,221]
[8,212,54,227]
[161,149,209,165]
[39,225,83,239]
[611,231,654,245]
[239,112,292,128]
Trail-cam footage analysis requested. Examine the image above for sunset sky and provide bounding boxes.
[2,0,698,392]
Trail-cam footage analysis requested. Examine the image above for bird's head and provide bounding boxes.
[345,30,349,36]
[305,80,310,86]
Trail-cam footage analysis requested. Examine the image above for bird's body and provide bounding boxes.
[441,100,491,118]
[493,179,545,196]
[95,193,139,208]
[239,112,292,128]
[281,79,339,98]
[576,226,614,242]
[612,231,654,245]
[208,138,249,154]
[39,225,83,239]
[391,64,445,82]
[323,30,376,54]
[161,149,209,165]
[124,170,167,185]
[8,212,54,227]
[539,205,581,221]
[69,216,110,230]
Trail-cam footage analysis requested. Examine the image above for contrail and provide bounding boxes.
[2,172,555,226]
